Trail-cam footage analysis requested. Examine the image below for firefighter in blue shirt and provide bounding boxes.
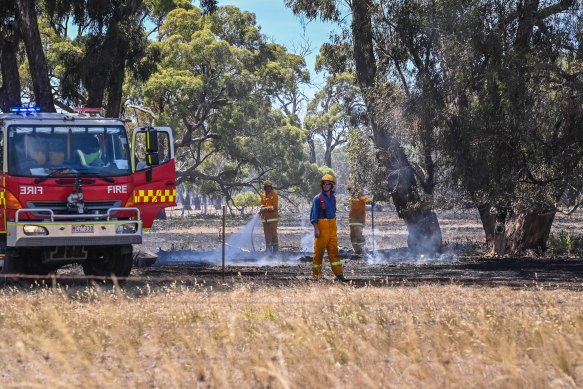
[310,174,347,282]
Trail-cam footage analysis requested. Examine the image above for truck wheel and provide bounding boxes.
[82,247,133,278]
[0,249,25,285]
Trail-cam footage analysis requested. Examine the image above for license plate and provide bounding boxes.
[72,225,94,233]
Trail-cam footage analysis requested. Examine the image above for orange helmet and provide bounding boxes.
[320,174,335,188]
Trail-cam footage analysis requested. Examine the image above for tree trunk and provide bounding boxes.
[17,0,55,112]
[105,31,127,118]
[307,133,316,164]
[0,33,22,112]
[183,192,192,211]
[84,34,112,109]
[478,204,496,251]
[351,1,442,254]
[505,212,555,255]
[324,146,332,168]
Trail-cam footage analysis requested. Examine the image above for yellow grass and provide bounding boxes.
[0,284,582,388]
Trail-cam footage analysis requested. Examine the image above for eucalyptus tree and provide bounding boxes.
[286,0,443,254]
[257,43,310,126]
[143,6,313,201]
[371,1,446,201]
[304,72,362,168]
[0,0,21,111]
[43,0,184,116]
[0,0,54,111]
[438,0,583,254]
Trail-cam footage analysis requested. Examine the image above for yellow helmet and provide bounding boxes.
[320,174,335,188]
[263,179,272,187]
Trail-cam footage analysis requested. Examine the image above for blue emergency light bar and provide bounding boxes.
[9,106,41,113]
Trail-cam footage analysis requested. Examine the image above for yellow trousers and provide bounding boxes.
[262,221,278,253]
[313,218,343,277]
[349,224,365,254]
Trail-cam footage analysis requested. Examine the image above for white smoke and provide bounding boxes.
[157,214,301,266]
[155,212,460,267]
[300,216,314,254]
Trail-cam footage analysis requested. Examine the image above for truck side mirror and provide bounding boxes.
[146,129,158,153]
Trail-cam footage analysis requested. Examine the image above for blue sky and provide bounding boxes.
[217,0,338,92]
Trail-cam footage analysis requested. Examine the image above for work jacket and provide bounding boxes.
[310,190,336,224]
[348,196,369,225]
[260,190,279,222]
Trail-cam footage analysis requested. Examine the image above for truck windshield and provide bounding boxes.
[8,125,131,177]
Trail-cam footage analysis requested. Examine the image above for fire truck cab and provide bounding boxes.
[0,107,176,277]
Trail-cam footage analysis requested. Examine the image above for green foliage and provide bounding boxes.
[346,128,389,201]
[303,165,337,196]
[436,1,583,213]
[40,0,184,115]
[305,72,363,168]
[142,5,314,201]
[547,232,583,256]
[232,192,261,212]
[284,0,340,22]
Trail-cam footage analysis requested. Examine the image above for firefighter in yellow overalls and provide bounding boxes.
[310,174,347,282]
[259,180,279,253]
[347,185,370,258]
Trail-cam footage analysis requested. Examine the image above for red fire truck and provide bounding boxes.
[0,107,176,277]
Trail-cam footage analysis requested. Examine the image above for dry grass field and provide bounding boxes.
[1,284,582,388]
[1,210,583,388]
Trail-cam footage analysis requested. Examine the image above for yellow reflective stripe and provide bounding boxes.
[349,222,365,226]
[0,191,4,206]
[261,218,279,223]
[134,189,176,203]
[330,261,342,266]
[312,264,322,268]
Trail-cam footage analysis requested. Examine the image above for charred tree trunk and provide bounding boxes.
[0,32,22,112]
[351,1,442,254]
[17,0,55,112]
[505,212,555,255]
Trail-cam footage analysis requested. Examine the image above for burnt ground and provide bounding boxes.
[127,208,583,291]
[6,209,583,290]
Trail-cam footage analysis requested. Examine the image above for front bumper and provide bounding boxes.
[7,207,142,247]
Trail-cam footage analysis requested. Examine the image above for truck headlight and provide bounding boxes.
[116,223,138,234]
[23,225,48,236]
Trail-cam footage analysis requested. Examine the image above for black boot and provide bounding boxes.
[335,274,348,283]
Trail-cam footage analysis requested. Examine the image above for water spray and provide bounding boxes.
[250,213,259,252]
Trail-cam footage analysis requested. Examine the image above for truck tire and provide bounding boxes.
[82,246,133,278]
[0,249,25,285]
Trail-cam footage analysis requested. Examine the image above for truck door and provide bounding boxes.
[132,127,176,228]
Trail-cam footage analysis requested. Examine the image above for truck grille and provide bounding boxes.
[27,200,122,215]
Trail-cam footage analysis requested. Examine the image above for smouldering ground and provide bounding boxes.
[1,285,582,388]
